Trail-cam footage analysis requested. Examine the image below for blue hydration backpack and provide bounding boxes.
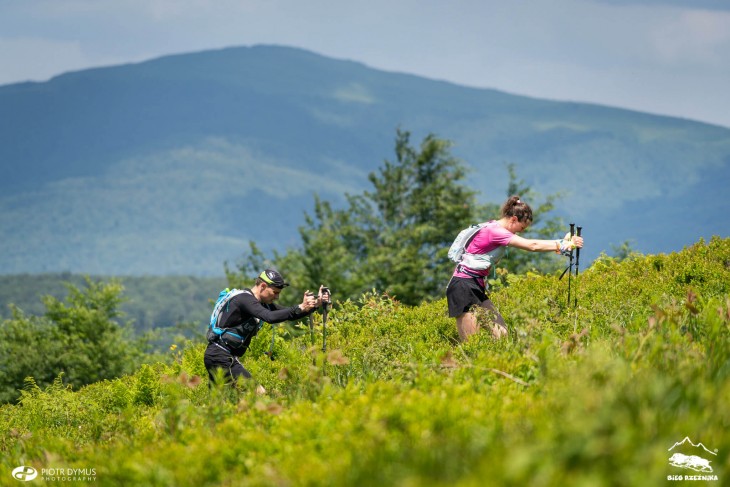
[207,288,251,350]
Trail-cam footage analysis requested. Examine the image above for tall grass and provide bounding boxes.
[1,237,728,486]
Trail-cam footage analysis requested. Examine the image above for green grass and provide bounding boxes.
[1,237,728,486]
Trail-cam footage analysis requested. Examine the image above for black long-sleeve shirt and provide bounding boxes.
[212,288,312,356]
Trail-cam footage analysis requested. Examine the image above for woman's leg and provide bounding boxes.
[456,300,507,341]
[455,311,479,341]
[479,299,507,338]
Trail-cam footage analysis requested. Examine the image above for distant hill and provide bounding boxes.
[0,273,226,333]
[1,44,729,276]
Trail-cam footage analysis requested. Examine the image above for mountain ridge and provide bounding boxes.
[1,44,729,276]
[667,437,717,455]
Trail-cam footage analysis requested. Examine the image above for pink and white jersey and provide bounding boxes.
[452,220,514,281]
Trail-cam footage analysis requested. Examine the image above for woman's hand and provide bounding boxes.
[564,232,584,249]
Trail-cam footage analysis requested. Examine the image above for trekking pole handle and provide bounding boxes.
[569,223,576,255]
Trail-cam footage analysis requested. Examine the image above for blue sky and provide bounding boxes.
[1,0,728,127]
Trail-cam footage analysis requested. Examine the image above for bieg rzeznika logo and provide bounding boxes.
[668,437,717,473]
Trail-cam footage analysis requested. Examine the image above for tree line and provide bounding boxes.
[0,274,226,332]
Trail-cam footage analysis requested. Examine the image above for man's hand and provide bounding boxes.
[300,291,318,311]
[318,285,331,306]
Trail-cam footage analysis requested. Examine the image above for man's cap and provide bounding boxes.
[259,269,289,288]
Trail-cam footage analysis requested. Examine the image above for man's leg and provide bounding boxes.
[204,344,252,386]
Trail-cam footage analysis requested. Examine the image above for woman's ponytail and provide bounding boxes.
[501,195,533,223]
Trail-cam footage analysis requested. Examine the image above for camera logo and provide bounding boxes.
[11,466,38,481]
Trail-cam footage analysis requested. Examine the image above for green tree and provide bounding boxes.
[610,240,640,261]
[228,130,564,306]
[0,278,148,403]
[360,130,489,303]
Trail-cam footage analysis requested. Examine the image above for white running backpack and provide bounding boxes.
[447,222,503,271]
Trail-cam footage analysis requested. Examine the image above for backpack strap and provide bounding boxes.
[456,264,477,276]
[462,225,485,253]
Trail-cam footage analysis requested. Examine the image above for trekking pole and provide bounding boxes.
[265,323,276,361]
[559,224,575,308]
[308,314,314,347]
[321,301,329,353]
[321,287,331,353]
[574,226,582,308]
[568,223,575,307]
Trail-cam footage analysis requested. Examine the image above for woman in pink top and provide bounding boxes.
[446,195,584,341]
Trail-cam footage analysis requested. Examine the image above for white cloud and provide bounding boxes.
[650,10,730,65]
[0,37,87,84]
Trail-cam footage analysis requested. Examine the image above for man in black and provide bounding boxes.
[204,269,327,390]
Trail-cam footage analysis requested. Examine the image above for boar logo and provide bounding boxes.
[668,437,717,473]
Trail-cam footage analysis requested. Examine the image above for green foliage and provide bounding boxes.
[1,238,728,485]
[0,278,150,403]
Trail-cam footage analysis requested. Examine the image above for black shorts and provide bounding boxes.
[204,342,252,385]
[446,276,487,317]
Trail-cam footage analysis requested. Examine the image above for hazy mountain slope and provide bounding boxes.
[1,45,728,275]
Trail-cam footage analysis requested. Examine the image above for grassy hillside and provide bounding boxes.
[1,237,728,485]
[1,45,728,275]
